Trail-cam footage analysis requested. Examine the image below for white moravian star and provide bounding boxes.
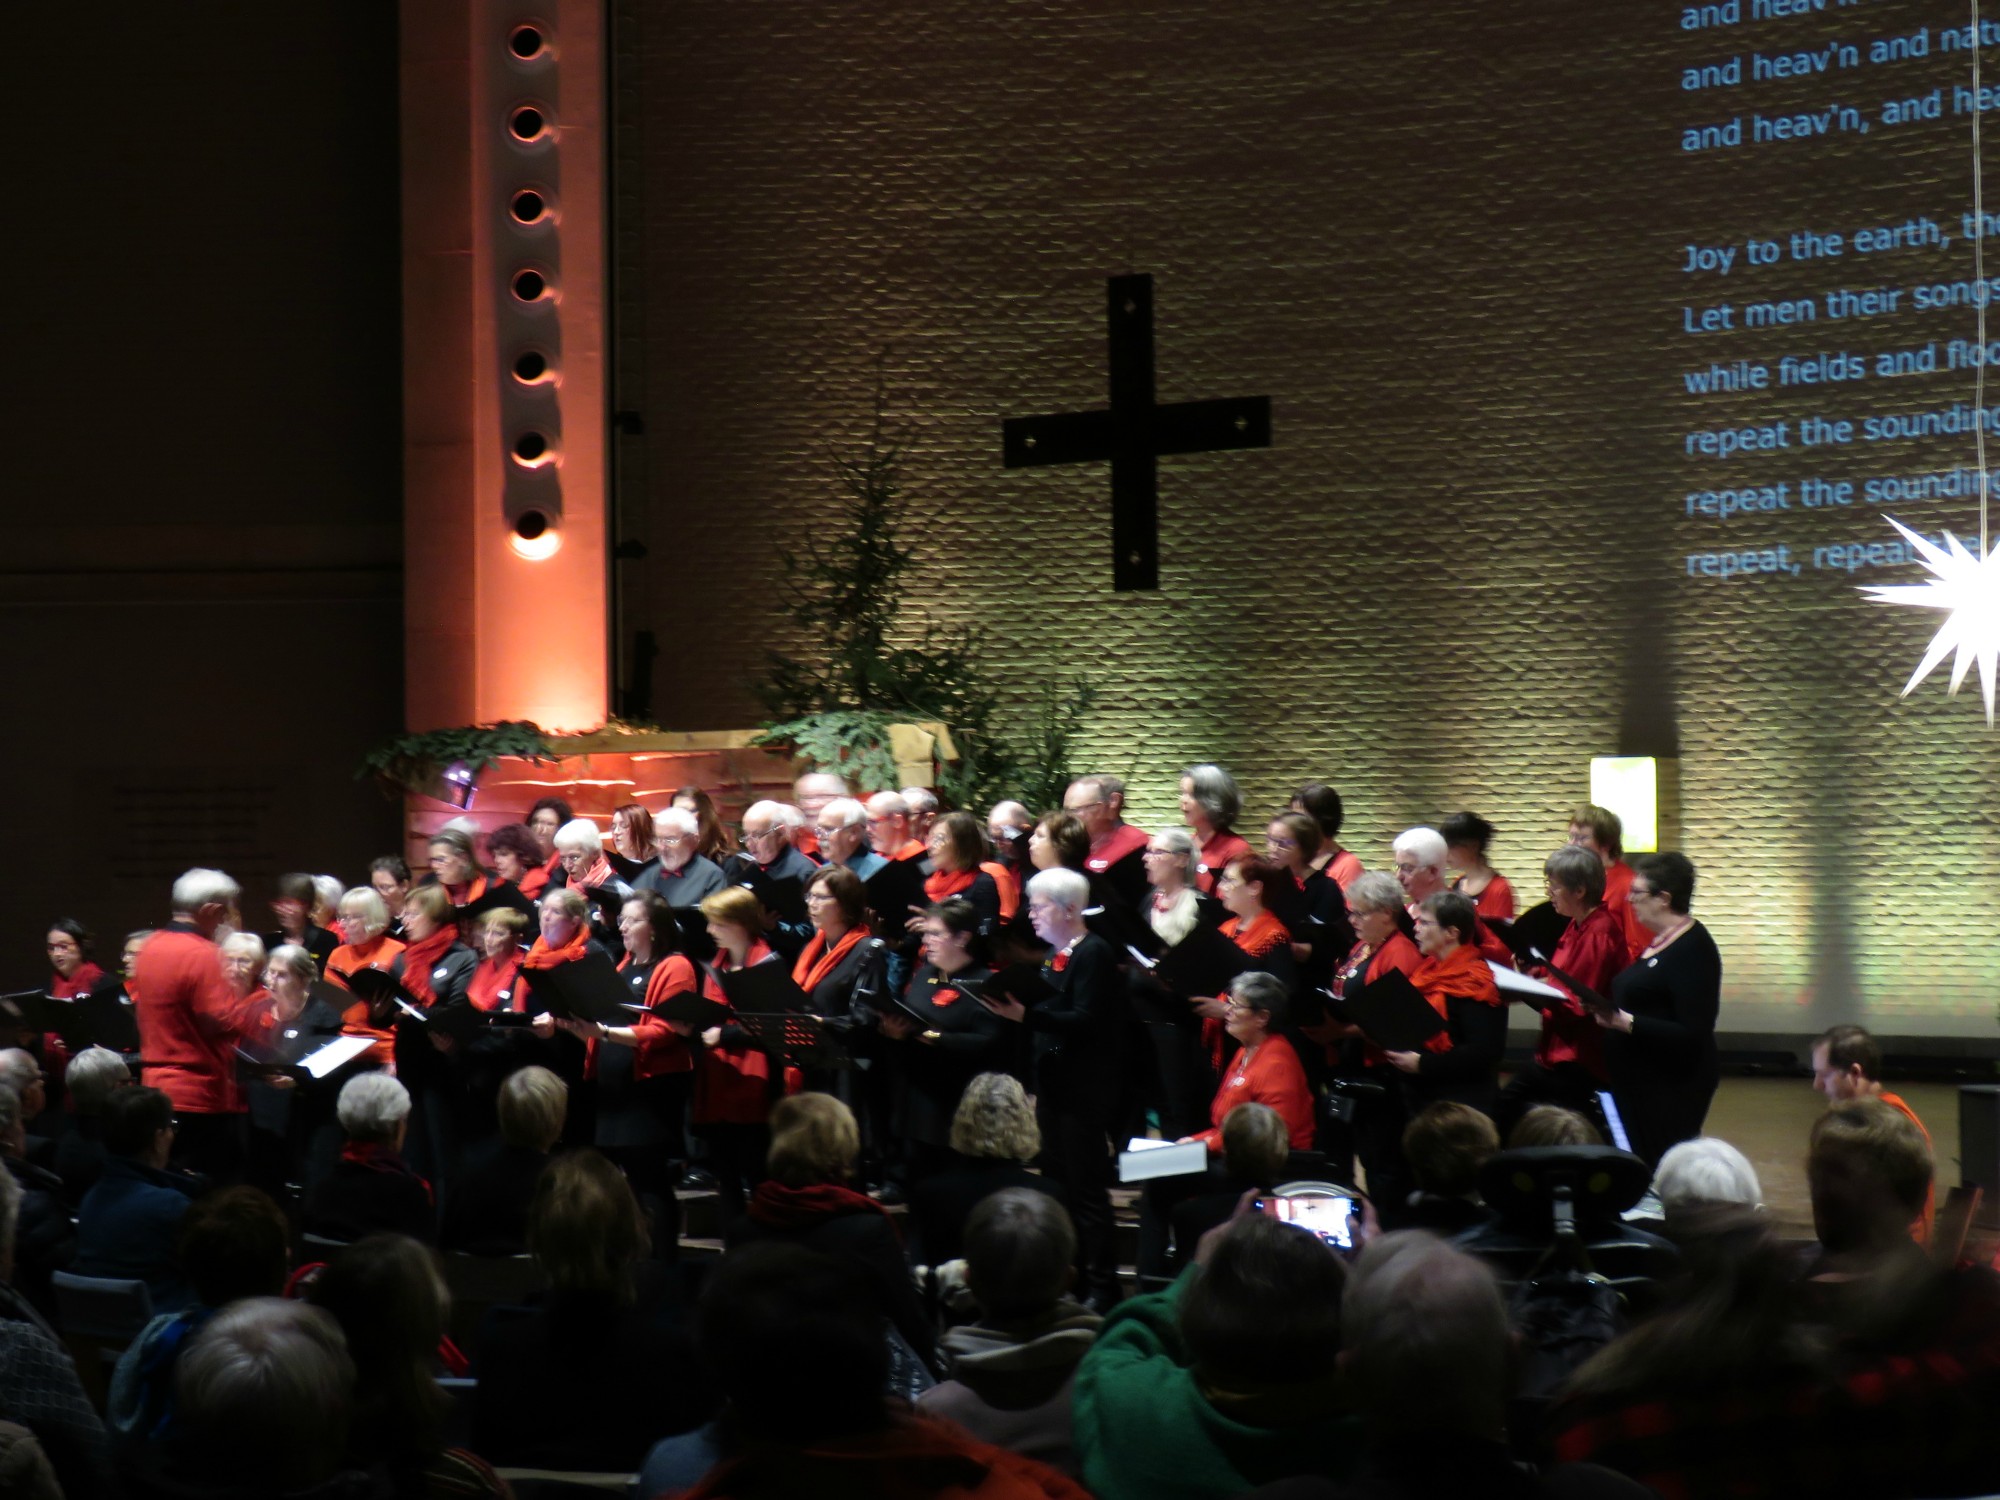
[1861,516,2000,726]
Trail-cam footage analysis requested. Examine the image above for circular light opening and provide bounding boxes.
[510,189,548,224]
[510,268,548,302]
[510,510,561,561]
[513,430,550,463]
[509,105,547,142]
[508,24,545,59]
[513,350,551,383]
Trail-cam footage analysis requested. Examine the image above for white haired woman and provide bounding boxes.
[551,818,635,957]
[301,1072,434,1243]
[1179,763,1252,895]
[1134,827,1227,1140]
[635,806,728,910]
[326,888,406,1067]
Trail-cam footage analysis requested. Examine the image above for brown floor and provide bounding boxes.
[1703,1076,1961,1239]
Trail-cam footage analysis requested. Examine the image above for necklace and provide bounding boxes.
[1644,917,1693,958]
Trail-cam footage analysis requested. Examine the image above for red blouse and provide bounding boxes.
[1189,1032,1315,1154]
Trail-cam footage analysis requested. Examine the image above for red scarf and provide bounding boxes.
[519,857,555,901]
[793,926,867,992]
[50,962,105,1000]
[1223,909,1289,960]
[891,840,926,863]
[1414,942,1503,1016]
[924,866,977,903]
[339,1139,433,1205]
[570,854,613,893]
[746,1179,896,1234]
[397,926,458,1006]
[468,955,522,1013]
[524,928,590,970]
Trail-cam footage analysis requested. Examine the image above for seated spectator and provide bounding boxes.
[309,1235,507,1498]
[1394,1101,1497,1236]
[74,1084,197,1310]
[302,1073,434,1245]
[1553,1100,2000,1498]
[475,1150,708,1472]
[129,1297,375,1499]
[439,1065,565,1256]
[0,1052,55,1162]
[1649,1136,1762,1242]
[727,1092,940,1374]
[0,1166,115,1498]
[1327,1232,1652,1500]
[1074,1212,1356,1500]
[918,1188,1100,1478]
[908,1073,1067,1266]
[1812,1024,1934,1244]
[1167,1103,1292,1274]
[1507,1104,1602,1149]
[656,1241,1088,1500]
[108,1185,291,1450]
[0,1086,73,1321]
[0,1421,61,1500]
[54,1045,130,1208]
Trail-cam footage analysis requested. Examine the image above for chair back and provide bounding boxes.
[439,1252,542,1356]
[49,1272,153,1344]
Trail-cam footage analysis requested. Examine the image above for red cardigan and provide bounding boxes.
[587,954,697,1079]
[1189,1032,1315,1154]
[133,925,264,1114]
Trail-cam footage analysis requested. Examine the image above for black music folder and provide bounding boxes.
[1332,968,1447,1053]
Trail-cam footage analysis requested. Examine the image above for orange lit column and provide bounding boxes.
[401,0,608,734]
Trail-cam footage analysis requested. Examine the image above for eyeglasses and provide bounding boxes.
[1066,801,1103,814]
[1630,886,1664,900]
[1267,837,1298,851]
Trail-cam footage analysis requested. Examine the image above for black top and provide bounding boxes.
[727,1206,940,1375]
[907,1155,1069,1265]
[473,1267,707,1473]
[1603,921,1722,1166]
[388,943,477,1085]
[438,1139,550,1256]
[262,923,341,976]
[884,963,1010,1148]
[301,1150,435,1245]
[1023,932,1125,1112]
[799,933,888,1025]
[52,1115,109,1209]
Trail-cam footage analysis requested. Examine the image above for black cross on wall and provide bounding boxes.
[1003,274,1272,591]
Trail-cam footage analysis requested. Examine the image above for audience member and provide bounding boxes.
[1166,1102,1292,1274]
[1074,1212,1355,1500]
[130,1297,375,1498]
[908,1072,1066,1266]
[54,1045,130,1208]
[1394,1101,1497,1235]
[108,1184,291,1449]
[655,1241,1089,1500]
[1507,1104,1603,1150]
[727,1092,940,1373]
[918,1189,1101,1477]
[0,1086,73,1320]
[309,1234,508,1498]
[438,1064,564,1256]
[1650,1135,1762,1240]
[1812,1023,1933,1243]
[1325,1232,1653,1499]
[475,1150,706,1472]
[302,1073,434,1245]
[74,1084,197,1309]
[0,1164,114,1498]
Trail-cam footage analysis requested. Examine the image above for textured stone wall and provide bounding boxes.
[611,0,2000,1037]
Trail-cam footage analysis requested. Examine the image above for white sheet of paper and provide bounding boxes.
[297,1034,377,1080]
[1488,962,1567,1001]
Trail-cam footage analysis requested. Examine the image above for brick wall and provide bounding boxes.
[608,0,2000,1037]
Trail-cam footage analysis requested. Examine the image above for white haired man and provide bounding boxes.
[815,797,885,882]
[134,870,261,1182]
[635,805,728,909]
[1064,775,1149,908]
[792,771,850,859]
[978,867,1125,1310]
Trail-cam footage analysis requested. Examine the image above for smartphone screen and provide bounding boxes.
[1254,1193,1356,1250]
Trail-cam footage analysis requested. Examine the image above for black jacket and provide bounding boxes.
[1023,933,1124,1113]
